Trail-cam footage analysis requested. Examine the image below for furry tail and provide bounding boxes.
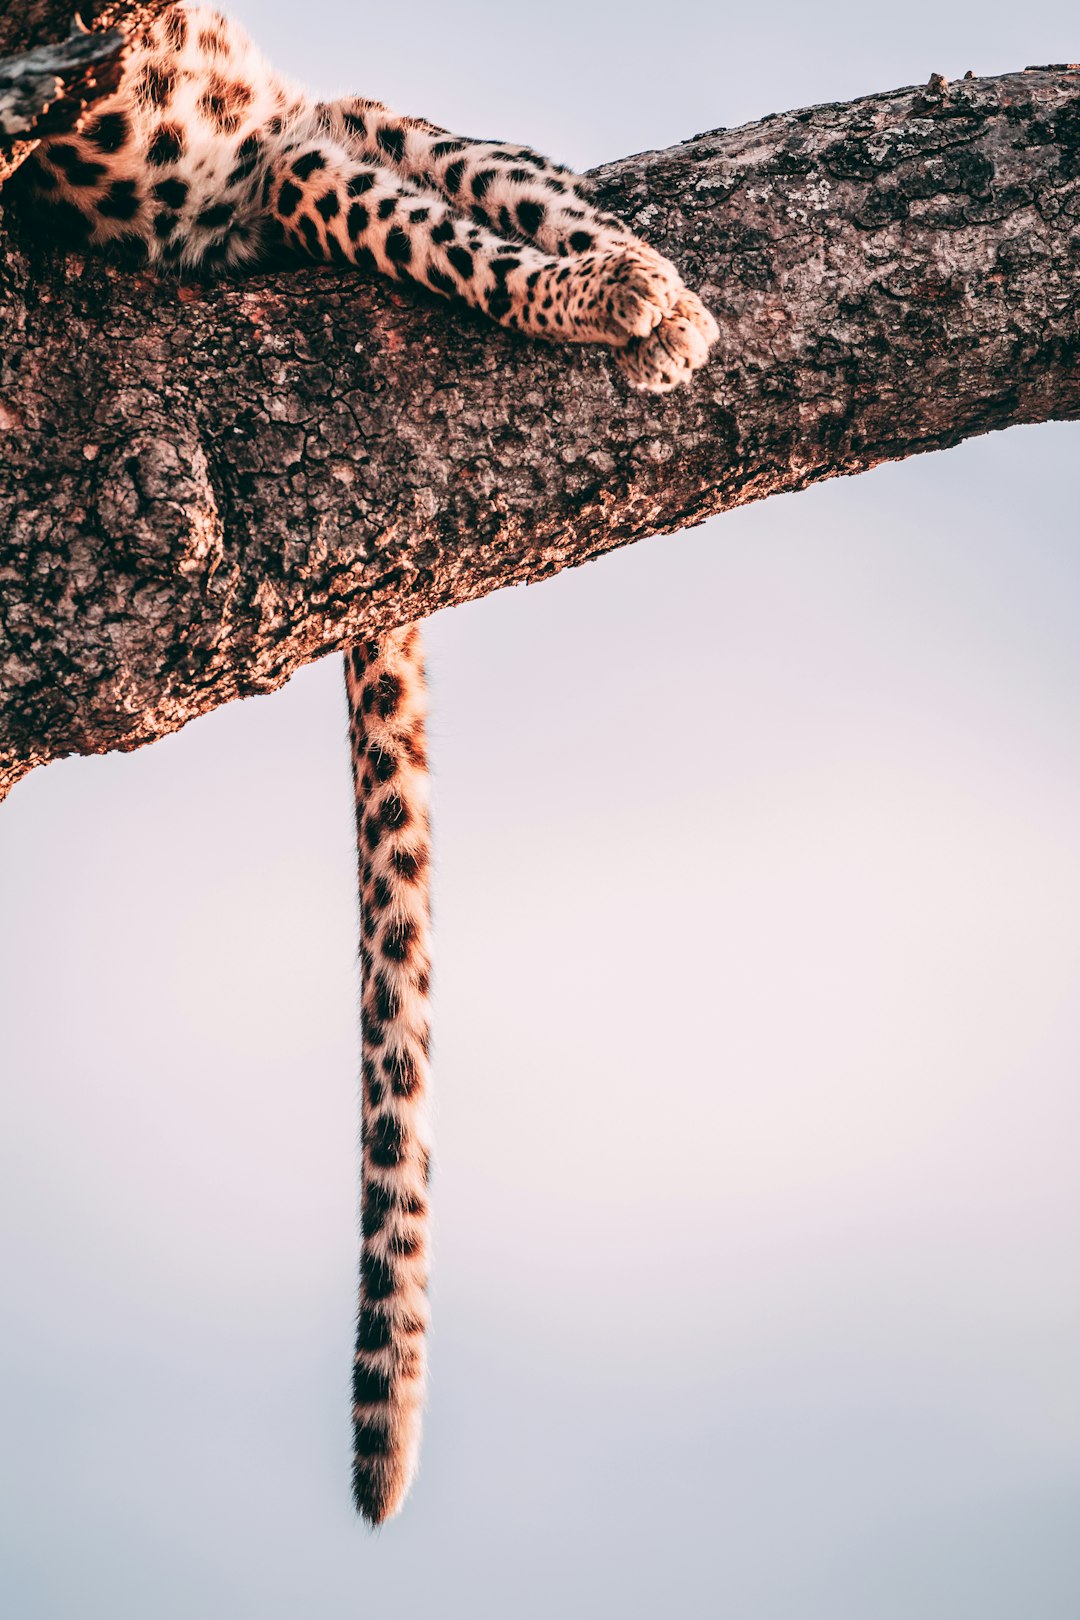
[344,628,433,1525]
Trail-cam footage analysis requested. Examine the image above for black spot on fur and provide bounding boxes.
[569,230,594,252]
[362,1178,393,1234]
[315,189,340,220]
[377,125,405,163]
[153,210,178,239]
[385,226,412,264]
[292,149,326,180]
[353,1419,392,1457]
[381,919,415,963]
[377,197,396,221]
[374,672,400,716]
[205,102,241,135]
[374,972,400,1023]
[444,159,465,195]
[153,176,188,207]
[487,288,512,320]
[47,143,105,187]
[427,265,455,294]
[342,111,367,139]
[97,179,140,220]
[361,1250,397,1301]
[196,202,233,230]
[517,198,545,235]
[347,201,369,238]
[431,139,465,159]
[392,847,426,882]
[362,1056,383,1108]
[384,1048,420,1098]
[85,111,130,152]
[227,133,262,184]
[388,1227,423,1259]
[352,1362,392,1405]
[147,123,184,166]
[380,793,409,832]
[447,244,473,280]
[367,1113,407,1168]
[140,62,176,108]
[348,170,376,196]
[370,748,398,783]
[198,21,230,54]
[356,1307,392,1351]
[277,179,302,215]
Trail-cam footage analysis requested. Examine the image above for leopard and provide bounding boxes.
[25,2,719,1525]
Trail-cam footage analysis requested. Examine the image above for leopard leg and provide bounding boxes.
[306,108,719,392]
[313,97,589,252]
[265,135,717,387]
[345,629,433,1525]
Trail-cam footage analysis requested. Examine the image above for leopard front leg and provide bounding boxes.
[266,138,717,389]
[312,105,719,392]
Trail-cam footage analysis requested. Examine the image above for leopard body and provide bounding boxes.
[29,1,718,1524]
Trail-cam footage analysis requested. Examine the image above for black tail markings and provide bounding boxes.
[344,629,433,1524]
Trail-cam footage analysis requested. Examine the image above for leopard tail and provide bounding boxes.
[344,628,433,1524]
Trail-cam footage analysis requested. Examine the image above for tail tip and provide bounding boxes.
[353,1457,411,1527]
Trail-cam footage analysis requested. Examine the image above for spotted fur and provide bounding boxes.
[28,3,719,1523]
[345,629,433,1523]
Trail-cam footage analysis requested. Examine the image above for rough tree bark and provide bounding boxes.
[1,6,1078,802]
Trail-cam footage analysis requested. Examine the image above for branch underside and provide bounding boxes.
[1,58,1079,799]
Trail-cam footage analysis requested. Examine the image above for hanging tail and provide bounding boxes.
[344,627,433,1525]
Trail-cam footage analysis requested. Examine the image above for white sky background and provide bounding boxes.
[2,0,1080,1615]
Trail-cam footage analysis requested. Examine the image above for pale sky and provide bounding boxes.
[2,1,1079,1616]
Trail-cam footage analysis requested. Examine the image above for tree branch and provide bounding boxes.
[2,56,1079,802]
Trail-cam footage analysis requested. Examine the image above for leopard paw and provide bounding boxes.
[614,289,719,392]
[583,245,684,345]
